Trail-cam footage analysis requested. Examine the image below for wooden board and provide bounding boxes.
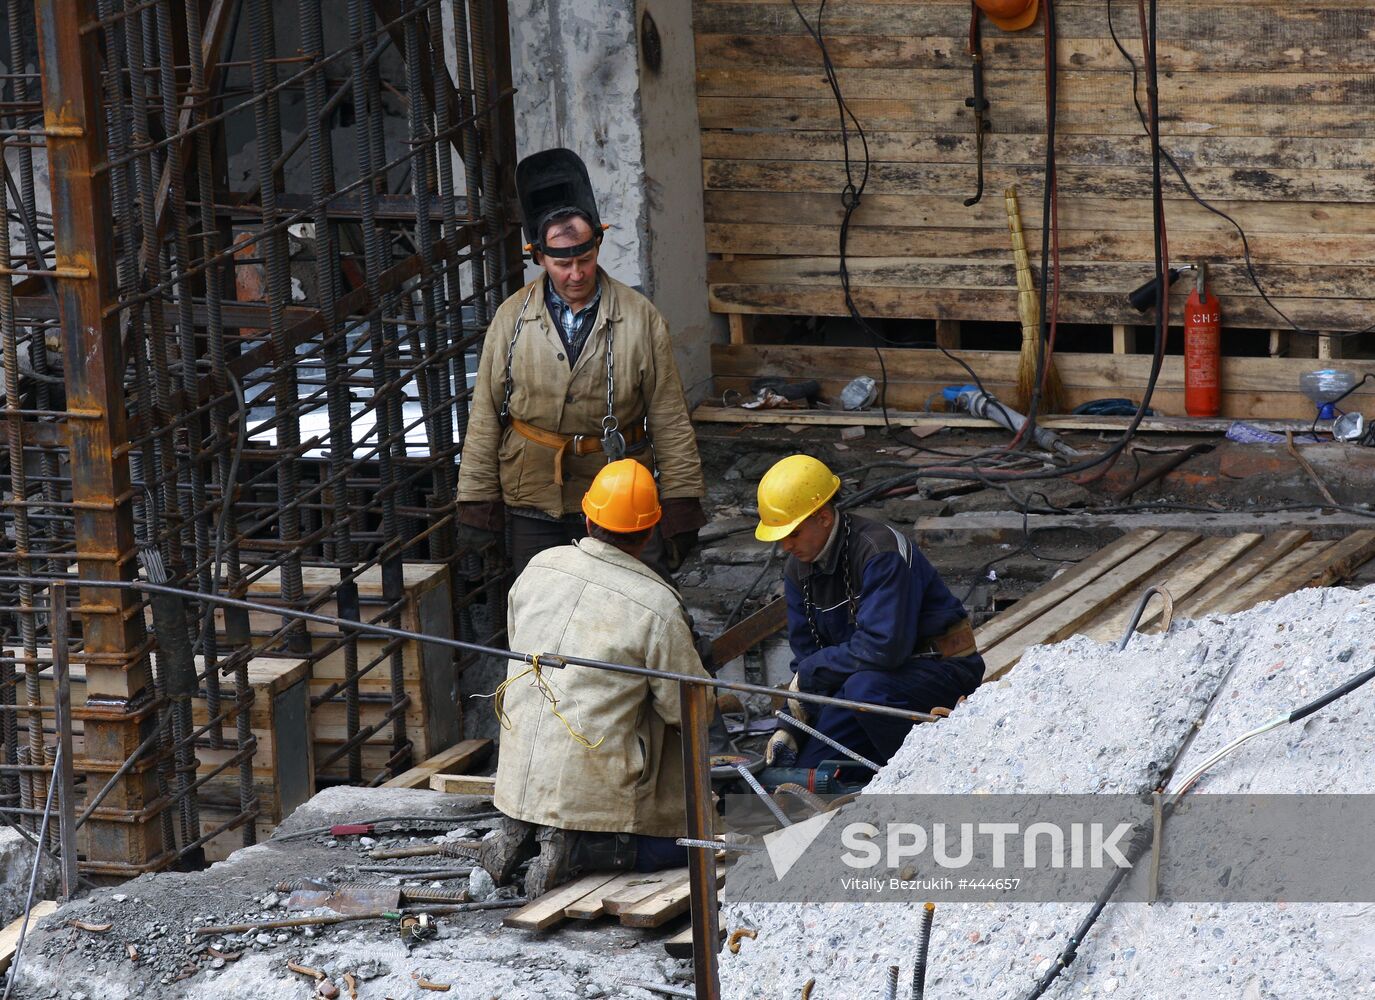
[976,526,1375,680]
[428,773,497,796]
[383,739,492,789]
[620,871,725,929]
[692,0,1375,361]
[709,344,1375,422]
[975,530,1161,652]
[0,901,58,974]
[1171,530,1313,620]
[980,531,1202,679]
[1081,533,1265,642]
[693,404,1326,436]
[601,871,686,917]
[563,871,664,921]
[503,873,622,932]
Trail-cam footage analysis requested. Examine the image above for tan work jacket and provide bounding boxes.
[456,271,704,518]
[493,538,714,837]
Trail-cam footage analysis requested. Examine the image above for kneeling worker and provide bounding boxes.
[756,455,983,770]
[465,459,714,897]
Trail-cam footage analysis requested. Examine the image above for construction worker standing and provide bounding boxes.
[455,148,706,579]
[755,455,984,770]
[462,459,713,898]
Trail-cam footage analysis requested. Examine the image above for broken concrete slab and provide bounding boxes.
[0,829,59,927]
[719,584,1375,999]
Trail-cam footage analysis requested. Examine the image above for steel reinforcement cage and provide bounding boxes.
[0,0,521,877]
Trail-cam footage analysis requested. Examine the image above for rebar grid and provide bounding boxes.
[0,0,520,876]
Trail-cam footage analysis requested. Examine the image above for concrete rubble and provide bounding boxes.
[9,787,689,1000]
[719,584,1375,999]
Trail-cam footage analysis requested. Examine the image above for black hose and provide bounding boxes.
[1288,663,1375,724]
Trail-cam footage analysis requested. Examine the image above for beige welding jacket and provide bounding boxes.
[493,538,713,837]
[456,270,705,518]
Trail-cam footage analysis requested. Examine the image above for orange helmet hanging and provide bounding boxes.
[975,0,1039,32]
[582,459,662,533]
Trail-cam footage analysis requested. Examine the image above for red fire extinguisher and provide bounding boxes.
[1184,262,1221,417]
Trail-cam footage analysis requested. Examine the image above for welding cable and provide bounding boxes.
[270,813,503,843]
[1106,0,1375,345]
[788,0,994,434]
[1169,660,1375,803]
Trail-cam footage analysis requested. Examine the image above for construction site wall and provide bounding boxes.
[693,1,1375,417]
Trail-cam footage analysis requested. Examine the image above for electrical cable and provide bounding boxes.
[1105,0,1375,344]
[788,0,994,436]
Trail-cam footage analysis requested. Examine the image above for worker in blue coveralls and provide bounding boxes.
[754,454,984,769]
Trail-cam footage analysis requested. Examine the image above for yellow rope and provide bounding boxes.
[492,653,605,750]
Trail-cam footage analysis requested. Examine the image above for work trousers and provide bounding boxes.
[509,510,672,583]
[787,656,983,769]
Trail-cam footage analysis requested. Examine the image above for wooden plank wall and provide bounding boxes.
[694,0,1375,345]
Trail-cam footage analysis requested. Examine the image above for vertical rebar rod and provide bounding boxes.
[5,0,61,578]
[155,0,215,712]
[0,131,42,823]
[466,0,505,316]
[121,0,184,578]
[404,0,456,513]
[446,0,489,329]
[298,0,362,783]
[0,658,15,810]
[247,0,307,653]
[348,0,408,773]
[50,583,78,901]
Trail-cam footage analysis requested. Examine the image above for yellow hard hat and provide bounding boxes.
[755,455,841,542]
[975,0,1039,32]
[582,459,662,533]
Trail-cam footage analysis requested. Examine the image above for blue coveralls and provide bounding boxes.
[782,513,984,768]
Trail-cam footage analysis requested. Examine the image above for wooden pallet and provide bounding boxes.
[503,866,726,933]
[977,528,1375,680]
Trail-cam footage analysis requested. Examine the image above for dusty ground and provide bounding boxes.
[10,787,692,1000]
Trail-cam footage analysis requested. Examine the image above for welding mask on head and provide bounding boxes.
[516,147,604,258]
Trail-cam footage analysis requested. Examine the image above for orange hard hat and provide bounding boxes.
[582,459,662,533]
[975,0,1039,32]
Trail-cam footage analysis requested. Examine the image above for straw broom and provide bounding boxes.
[1005,185,1064,414]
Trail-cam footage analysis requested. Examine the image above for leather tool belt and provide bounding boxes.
[510,417,646,486]
[914,618,978,660]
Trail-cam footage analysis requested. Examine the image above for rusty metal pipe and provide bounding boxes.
[680,681,722,1000]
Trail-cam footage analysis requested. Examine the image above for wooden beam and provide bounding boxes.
[979,531,1202,680]
[381,738,492,789]
[1170,530,1314,621]
[975,530,1163,653]
[693,403,1321,436]
[503,873,622,931]
[427,773,496,796]
[0,901,58,975]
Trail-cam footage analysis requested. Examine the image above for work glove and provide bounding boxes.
[765,674,808,767]
[455,522,499,554]
[662,528,700,573]
[455,501,504,554]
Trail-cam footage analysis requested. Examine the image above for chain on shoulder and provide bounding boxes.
[499,285,537,422]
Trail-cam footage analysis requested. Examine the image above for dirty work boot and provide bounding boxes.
[450,814,536,885]
[523,828,638,900]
